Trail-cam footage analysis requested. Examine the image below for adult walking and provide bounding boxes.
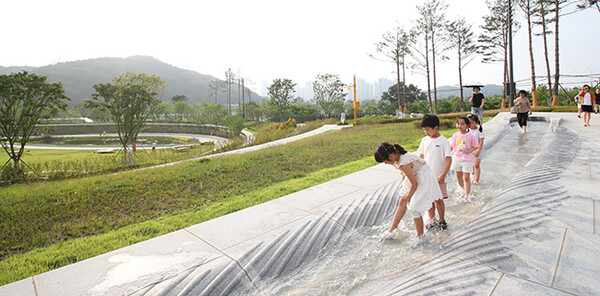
[469,86,485,121]
[514,90,532,133]
[578,85,596,127]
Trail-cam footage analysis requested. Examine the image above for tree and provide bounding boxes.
[381,82,426,108]
[447,17,478,111]
[208,79,225,104]
[479,0,519,106]
[517,0,539,105]
[371,25,413,113]
[312,74,347,118]
[171,95,188,103]
[87,72,165,158]
[195,102,227,124]
[577,0,600,12]
[266,78,296,122]
[416,0,449,113]
[0,72,69,177]
[533,0,555,105]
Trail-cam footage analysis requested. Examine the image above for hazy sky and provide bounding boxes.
[2,0,599,93]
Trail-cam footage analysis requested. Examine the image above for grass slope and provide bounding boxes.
[0,120,446,285]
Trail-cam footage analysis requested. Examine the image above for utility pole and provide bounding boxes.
[242,78,245,118]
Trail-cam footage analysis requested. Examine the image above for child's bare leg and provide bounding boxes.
[414,216,424,237]
[389,198,408,232]
[463,172,471,199]
[473,159,481,184]
[435,199,445,221]
[427,202,436,221]
[456,171,464,189]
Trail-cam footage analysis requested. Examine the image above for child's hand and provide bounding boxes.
[437,174,446,184]
[474,150,480,157]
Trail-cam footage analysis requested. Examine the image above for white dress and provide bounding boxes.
[397,153,443,212]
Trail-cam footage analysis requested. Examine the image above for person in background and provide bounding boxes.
[578,85,596,127]
[595,88,600,114]
[514,90,532,133]
[469,86,485,121]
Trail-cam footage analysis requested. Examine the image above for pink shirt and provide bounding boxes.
[450,132,478,162]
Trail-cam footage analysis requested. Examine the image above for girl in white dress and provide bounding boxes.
[374,142,443,237]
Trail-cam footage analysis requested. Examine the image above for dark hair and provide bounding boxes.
[519,90,527,96]
[467,114,483,132]
[583,84,590,89]
[420,114,440,128]
[374,142,407,163]
[473,86,480,91]
[456,116,470,126]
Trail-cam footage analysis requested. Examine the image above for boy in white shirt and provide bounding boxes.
[417,114,452,230]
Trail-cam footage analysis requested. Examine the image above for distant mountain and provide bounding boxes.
[436,84,505,99]
[0,56,263,107]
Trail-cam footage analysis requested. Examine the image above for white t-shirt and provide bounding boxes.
[469,128,485,143]
[582,92,592,105]
[417,135,452,177]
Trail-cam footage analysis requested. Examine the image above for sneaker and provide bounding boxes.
[578,114,581,118]
[438,220,447,230]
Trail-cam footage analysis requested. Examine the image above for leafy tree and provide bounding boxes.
[222,115,245,137]
[312,74,346,118]
[173,100,194,120]
[577,0,599,12]
[267,78,296,122]
[447,17,478,111]
[381,82,426,106]
[194,102,227,124]
[0,71,69,177]
[244,101,263,121]
[289,103,320,122]
[87,72,165,157]
[171,95,189,103]
[371,25,413,113]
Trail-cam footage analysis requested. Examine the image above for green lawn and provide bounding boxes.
[0,119,455,285]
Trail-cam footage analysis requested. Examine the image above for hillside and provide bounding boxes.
[0,56,263,106]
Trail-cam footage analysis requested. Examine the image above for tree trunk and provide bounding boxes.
[425,32,433,113]
[402,57,407,114]
[552,0,560,106]
[540,2,553,105]
[458,47,465,112]
[396,57,402,113]
[525,0,538,106]
[431,29,438,114]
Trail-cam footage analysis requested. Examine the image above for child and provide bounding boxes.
[374,142,443,237]
[578,84,596,127]
[467,114,484,185]
[417,115,452,230]
[450,116,478,202]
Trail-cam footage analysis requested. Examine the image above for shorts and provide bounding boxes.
[581,105,594,113]
[473,149,485,160]
[439,183,448,199]
[451,157,474,173]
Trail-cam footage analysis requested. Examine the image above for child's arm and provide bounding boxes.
[399,164,418,203]
[475,138,484,157]
[438,156,452,184]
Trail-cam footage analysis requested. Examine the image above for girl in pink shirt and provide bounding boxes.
[450,116,478,202]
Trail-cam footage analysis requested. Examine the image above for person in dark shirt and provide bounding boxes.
[469,87,485,120]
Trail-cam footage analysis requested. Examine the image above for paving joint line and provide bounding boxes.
[488,273,504,296]
[182,228,263,294]
[551,228,568,288]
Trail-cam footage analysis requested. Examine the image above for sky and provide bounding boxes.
[2,0,599,96]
